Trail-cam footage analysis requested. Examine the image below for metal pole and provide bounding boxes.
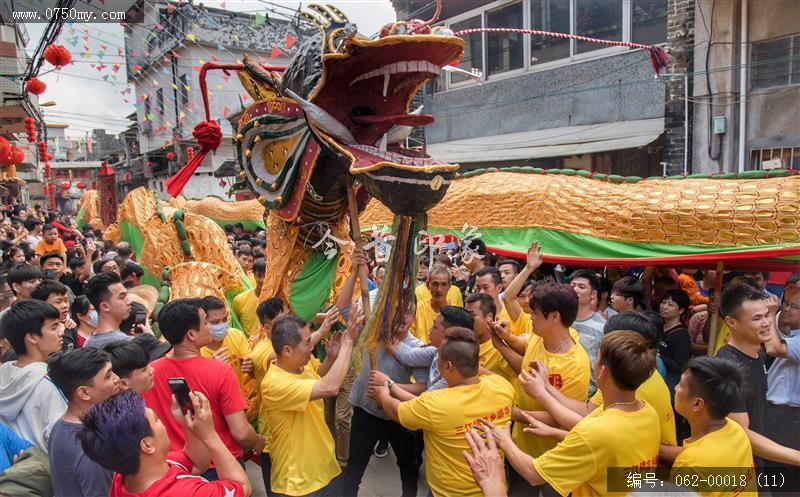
[683,73,688,175]
[737,0,748,172]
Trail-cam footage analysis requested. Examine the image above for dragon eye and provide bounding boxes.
[393,23,408,35]
[432,26,454,36]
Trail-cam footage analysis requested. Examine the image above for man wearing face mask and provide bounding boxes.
[199,296,254,390]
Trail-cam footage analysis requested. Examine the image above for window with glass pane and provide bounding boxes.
[450,16,483,84]
[487,2,524,75]
[575,0,622,54]
[751,37,794,89]
[530,0,570,65]
[632,0,667,45]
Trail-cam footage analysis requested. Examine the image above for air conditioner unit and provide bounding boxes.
[761,158,783,170]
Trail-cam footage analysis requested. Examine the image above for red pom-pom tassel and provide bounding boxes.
[165,120,222,197]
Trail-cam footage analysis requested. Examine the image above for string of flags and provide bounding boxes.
[47,5,302,142]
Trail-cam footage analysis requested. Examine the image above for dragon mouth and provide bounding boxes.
[304,35,463,178]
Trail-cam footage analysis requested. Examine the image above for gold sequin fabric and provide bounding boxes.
[79,190,104,229]
[168,195,265,224]
[103,223,121,244]
[360,173,800,248]
[258,211,354,305]
[167,261,244,301]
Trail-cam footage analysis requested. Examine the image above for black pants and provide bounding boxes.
[259,453,277,497]
[343,406,420,497]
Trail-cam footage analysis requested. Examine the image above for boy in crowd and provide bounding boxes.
[83,272,132,348]
[78,390,252,496]
[671,356,757,495]
[47,348,120,497]
[34,225,66,257]
[30,279,76,338]
[102,336,170,393]
[0,300,67,451]
[6,263,42,299]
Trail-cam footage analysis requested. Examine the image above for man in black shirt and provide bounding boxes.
[717,284,800,469]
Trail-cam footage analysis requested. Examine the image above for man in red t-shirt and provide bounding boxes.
[142,298,264,476]
[77,389,251,496]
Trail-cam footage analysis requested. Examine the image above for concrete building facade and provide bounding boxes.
[691,0,799,173]
[124,0,299,199]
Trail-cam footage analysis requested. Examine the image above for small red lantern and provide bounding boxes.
[26,77,46,95]
[60,181,71,190]
[166,151,175,160]
[43,44,72,69]
[12,147,24,164]
[0,146,23,165]
[76,181,87,189]
[219,179,226,188]
[0,137,9,158]
[124,172,131,184]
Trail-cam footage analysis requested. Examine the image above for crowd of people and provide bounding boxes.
[0,202,798,497]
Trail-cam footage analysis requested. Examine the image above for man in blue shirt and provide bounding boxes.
[764,284,800,468]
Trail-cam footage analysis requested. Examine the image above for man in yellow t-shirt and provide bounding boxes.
[464,293,515,383]
[475,266,531,336]
[410,265,452,343]
[671,356,758,497]
[479,331,661,497]
[198,296,253,389]
[415,278,464,307]
[518,311,678,447]
[263,311,361,496]
[232,258,266,338]
[372,327,515,497]
[511,283,591,473]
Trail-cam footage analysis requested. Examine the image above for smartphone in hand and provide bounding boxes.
[168,377,194,414]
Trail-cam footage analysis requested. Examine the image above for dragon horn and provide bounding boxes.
[307,4,334,25]
[326,4,350,24]
[298,11,326,29]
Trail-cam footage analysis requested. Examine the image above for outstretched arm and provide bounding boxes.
[502,242,542,322]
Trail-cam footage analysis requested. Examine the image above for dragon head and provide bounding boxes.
[236,3,463,220]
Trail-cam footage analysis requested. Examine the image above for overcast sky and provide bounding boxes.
[25,0,396,138]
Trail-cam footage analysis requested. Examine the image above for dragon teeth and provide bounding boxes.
[349,60,442,87]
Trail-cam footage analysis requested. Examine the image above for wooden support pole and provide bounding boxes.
[707,260,725,356]
[346,182,375,368]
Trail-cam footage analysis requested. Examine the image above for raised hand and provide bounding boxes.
[325,332,343,359]
[525,242,544,271]
[318,307,341,336]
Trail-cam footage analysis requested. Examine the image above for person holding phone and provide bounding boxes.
[78,390,252,497]
[142,298,264,481]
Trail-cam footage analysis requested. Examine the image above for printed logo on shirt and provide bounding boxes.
[549,373,563,389]
[454,405,512,434]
